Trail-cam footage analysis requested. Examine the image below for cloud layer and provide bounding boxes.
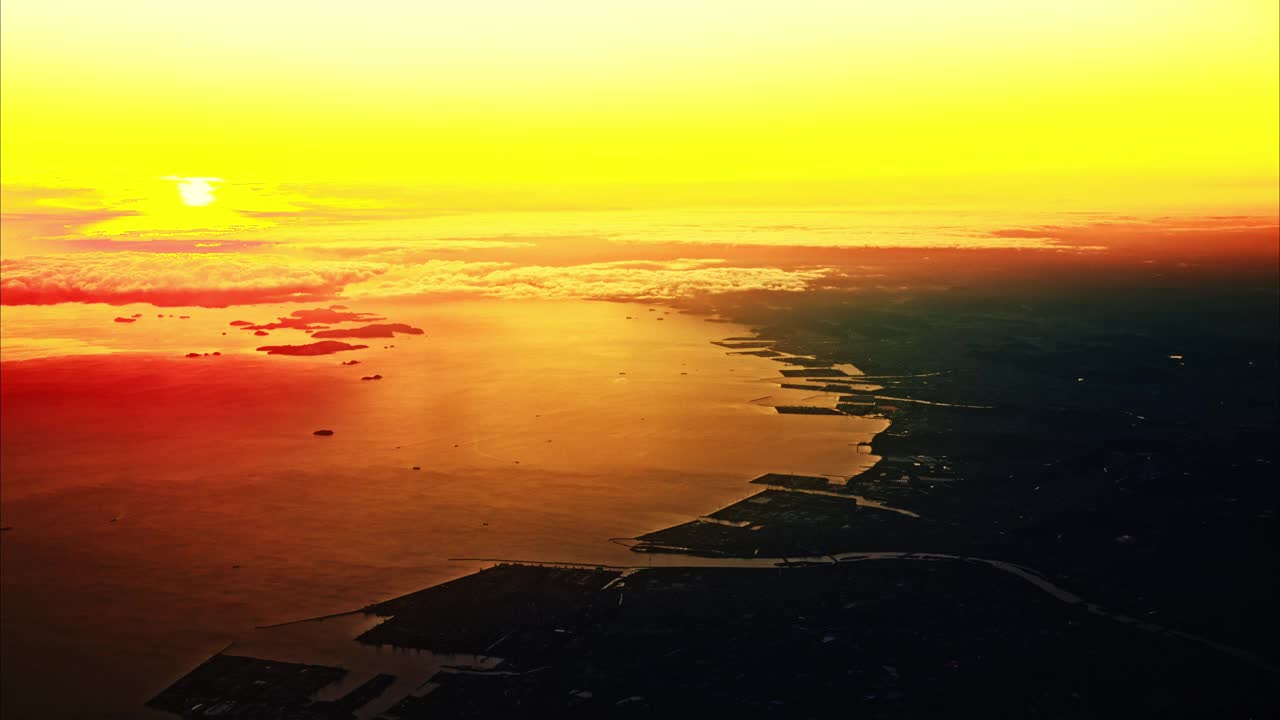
[0,253,386,307]
[0,253,826,307]
[343,259,828,301]
[989,215,1279,258]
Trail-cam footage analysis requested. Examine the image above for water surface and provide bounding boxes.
[0,298,882,718]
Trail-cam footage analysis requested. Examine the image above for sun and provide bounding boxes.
[163,176,223,207]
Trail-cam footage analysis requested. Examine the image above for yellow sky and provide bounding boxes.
[1,0,1277,242]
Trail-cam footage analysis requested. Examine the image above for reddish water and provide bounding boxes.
[0,298,883,719]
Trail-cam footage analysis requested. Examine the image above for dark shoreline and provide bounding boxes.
[145,271,1280,718]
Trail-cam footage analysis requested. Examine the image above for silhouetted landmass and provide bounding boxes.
[312,323,424,339]
[113,317,136,323]
[773,405,844,415]
[779,368,849,377]
[750,472,848,493]
[256,341,369,356]
[309,673,397,718]
[150,254,1279,718]
[359,565,620,655]
[374,562,1272,719]
[710,340,773,349]
[147,655,345,719]
[689,262,1280,659]
[771,356,831,367]
[837,401,878,415]
[241,307,386,332]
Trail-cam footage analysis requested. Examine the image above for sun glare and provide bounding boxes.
[165,176,222,207]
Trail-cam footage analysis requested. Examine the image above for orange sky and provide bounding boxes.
[0,0,1277,306]
[3,2,1277,234]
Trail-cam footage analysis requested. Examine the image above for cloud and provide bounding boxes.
[0,209,143,250]
[292,239,540,261]
[990,215,1279,256]
[0,253,386,307]
[0,185,142,247]
[60,238,273,254]
[0,252,824,308]
[235,202,424,223]
[343,258,828,301]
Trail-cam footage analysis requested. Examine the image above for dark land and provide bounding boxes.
[772,405,844,415]
[778,368,850,378]
[312,324,425,340]
[770,356,832,367]
[709,341,774,349]
[256,341,371,356]
[371,561,1273,719]
[693,258,1280,664]
[148,655,347,719]
[150,248,1279,718]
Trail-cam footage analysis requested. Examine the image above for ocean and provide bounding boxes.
[0,298,883,718]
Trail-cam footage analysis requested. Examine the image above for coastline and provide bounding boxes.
[65,280,1275,718]
[139,313,905,718]
[1,299,885,719]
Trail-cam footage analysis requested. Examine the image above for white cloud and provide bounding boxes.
[1,252,386,307]
[343,258,827,301]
